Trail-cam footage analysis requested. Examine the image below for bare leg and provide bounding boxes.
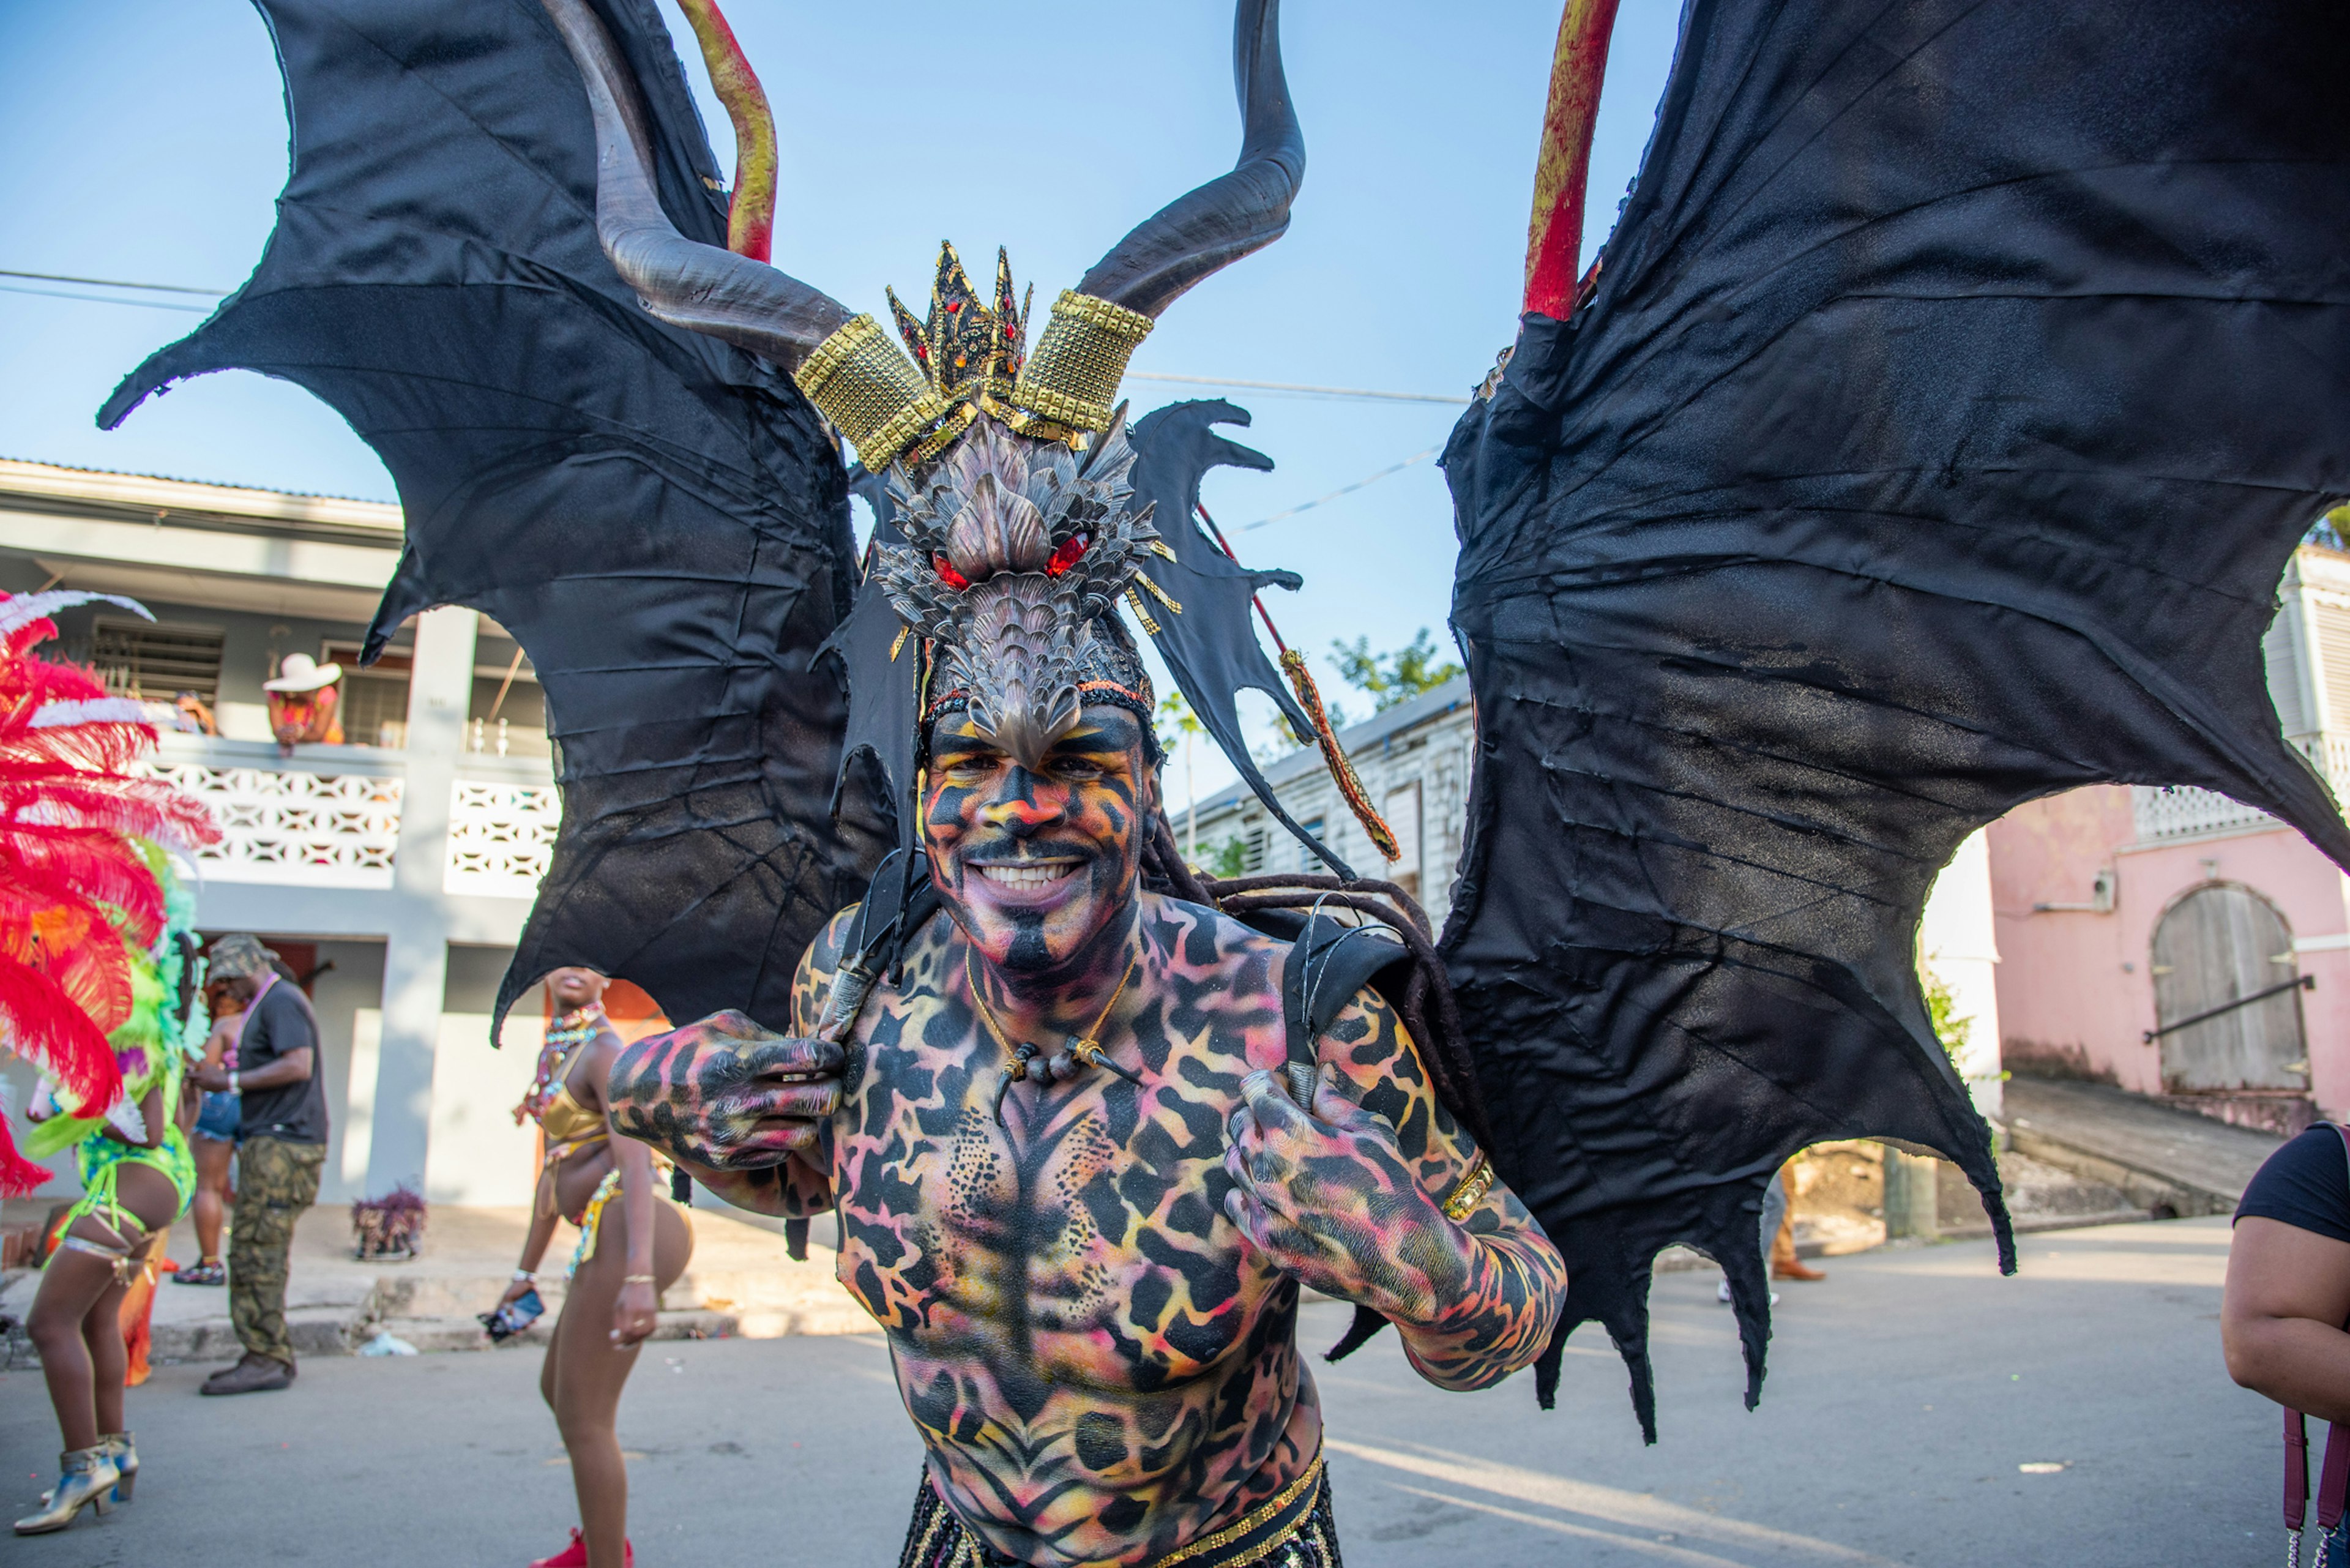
[546,1199,691,1568]
[83,1274,132,1438]
[29,1163,180,1453]
[191,1136,233,1261]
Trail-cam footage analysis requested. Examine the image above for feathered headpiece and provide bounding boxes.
[0,591,218,1193]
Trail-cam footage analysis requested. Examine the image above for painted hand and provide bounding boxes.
[611,1278,659,1348]
[605,1010,842,1171]
[1221,1067,1472,1326]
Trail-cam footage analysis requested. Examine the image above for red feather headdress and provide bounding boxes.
[0,591,218,1193]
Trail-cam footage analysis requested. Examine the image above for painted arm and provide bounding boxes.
[603,908,855,1219]
[1222,991,1567,1392]
[2224,1215,2350,1422]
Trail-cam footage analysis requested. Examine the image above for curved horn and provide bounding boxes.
[540,0,849,370]
[1074,0,1304,319]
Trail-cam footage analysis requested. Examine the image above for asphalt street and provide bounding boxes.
[1,1216,2268,1567]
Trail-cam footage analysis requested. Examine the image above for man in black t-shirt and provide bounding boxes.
[192,934,330,1395]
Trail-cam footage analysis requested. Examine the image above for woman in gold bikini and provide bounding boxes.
[492,967,693,1568]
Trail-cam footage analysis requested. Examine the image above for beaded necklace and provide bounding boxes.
[967,951,1142,1127]
[516,1002,609,1123]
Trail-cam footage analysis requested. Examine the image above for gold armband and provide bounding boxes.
[1440,1154,1496,1223]
[792,313,952,473]
[1007,291,1154,436]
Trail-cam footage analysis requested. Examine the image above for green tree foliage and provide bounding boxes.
[2311,505,2350,552]
[1920,962,1972,1070]
[1156,689,1202,757]
[1330,628,1464,714]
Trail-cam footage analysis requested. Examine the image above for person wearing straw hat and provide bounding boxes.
[260,653,342,755]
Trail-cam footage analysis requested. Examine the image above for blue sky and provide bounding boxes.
[0,0,1682,802]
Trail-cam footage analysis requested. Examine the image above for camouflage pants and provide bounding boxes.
[229,1136,325,1365]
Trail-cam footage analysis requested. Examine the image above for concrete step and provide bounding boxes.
[2002,1076,2286,1216]
[370,1309,742,1354]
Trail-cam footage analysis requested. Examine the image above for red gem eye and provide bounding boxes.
[933,553,971,590]
[1045,536,1089,577]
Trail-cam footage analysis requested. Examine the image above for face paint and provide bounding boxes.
[923,704,1157,979]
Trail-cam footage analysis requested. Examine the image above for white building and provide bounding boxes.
[1174,676,1477,928]
[1,459,566,1206]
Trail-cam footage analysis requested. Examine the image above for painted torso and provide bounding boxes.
[799,893,1335,1567]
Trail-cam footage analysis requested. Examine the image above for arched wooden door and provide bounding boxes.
[2150,884,2306,1092]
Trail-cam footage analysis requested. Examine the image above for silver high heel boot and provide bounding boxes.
[100,1433,136,1501]
[13,1447,118,1535]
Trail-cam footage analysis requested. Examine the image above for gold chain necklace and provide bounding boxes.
[967,949,1143,1127]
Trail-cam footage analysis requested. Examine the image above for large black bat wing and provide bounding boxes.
[100,0,886,1032]
[1444,0,2350,1438]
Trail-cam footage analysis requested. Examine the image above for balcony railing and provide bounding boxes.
[444,779,561,898]
[148,734,559,899]
[149,737,404,890]
[2130,734,2350,846]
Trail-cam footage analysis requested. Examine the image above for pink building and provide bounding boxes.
[1989,542,2350,1135]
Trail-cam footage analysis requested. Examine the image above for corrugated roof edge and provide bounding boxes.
[0,456,394,506]
[0,457,402,530]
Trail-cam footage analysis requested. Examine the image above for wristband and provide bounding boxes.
[623,1274,655,1284]
[512,1270,535,1283]
[229,1072,239,1094]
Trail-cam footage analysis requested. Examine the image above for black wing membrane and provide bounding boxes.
[1126,400,1356,878]
[1444,0,2350,1438]
[101,0,885,1033]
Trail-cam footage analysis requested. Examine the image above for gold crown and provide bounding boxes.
[792,242,1152,474]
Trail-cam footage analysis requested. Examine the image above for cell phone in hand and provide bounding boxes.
[479,1287,545,1343]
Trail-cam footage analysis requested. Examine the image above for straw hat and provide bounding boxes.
[263,652,342,693]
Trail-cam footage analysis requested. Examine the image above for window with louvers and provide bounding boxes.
[340,671,412,749]
[89,618,223,702]
[2318,599,2350,731]
[2263,609,2308,736]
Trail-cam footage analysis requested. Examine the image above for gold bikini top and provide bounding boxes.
[535,1040,609,1162]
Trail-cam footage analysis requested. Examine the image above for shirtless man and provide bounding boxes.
[608,693,1568,1566]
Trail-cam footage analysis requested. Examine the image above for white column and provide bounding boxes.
[363,607,475,1197]
[1921,827,2005,1121]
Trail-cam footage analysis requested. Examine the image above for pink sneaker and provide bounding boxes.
[529,1528,632,1567]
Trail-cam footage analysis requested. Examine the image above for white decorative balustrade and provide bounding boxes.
[443,778,561,898]
[2130,735,2350,846]
[150,759,403,889]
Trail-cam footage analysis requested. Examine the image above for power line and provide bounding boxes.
[0,282,212,312]
[1128,371,1468,405]
[0,268,228,296]
[0,268,1475,409]
[1240,447,1441,531]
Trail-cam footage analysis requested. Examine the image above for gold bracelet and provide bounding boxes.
[1440,1154,1497,1223]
